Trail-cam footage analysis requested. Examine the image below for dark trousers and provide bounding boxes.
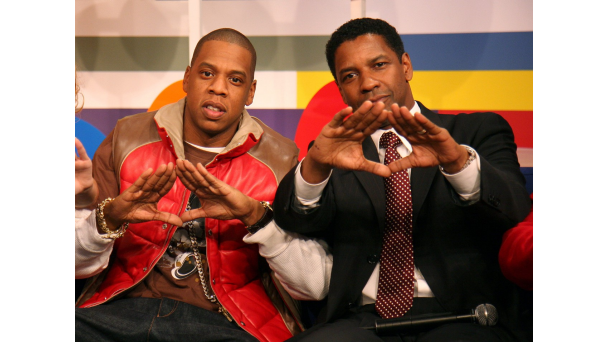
[75,297,258,342]
[288,298,516,342]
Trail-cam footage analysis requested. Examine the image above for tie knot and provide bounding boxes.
[379,131,402,149]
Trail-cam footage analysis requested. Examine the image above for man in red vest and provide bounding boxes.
[75,28,302,342]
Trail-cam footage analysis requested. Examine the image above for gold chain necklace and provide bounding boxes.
[185,197,233,322]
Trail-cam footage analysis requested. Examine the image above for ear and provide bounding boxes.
[401,53,413,81]
[182,66,191,93]
[245,79,257,106]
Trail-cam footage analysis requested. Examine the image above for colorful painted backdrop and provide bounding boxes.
[75,0,532,168]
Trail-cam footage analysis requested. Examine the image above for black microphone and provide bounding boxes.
[362,303,498,334]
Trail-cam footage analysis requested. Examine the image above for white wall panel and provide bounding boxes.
[78,71,185,108]
[366,0,533,34]
[77,70,297,109]
[76,0,531,37]
[76,0,189,36]
[248,71,297,109]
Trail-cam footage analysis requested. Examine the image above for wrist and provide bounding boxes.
[95,198,129,239]
[440,145,476,174]
[245,201,274,235]
[240,198,266,226]
[301,155,332,184]
[75,182,99,208]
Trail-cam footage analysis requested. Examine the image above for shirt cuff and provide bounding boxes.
[75,209,114,252]
[441,146,481,201]
[242,221,293,258]
[294,158,331,206]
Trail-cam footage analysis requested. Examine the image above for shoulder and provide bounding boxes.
[249,116,300,181]
[251,117,298,155]
[434,112,513,140]
[115,111,157,130]
[112,111,162,168]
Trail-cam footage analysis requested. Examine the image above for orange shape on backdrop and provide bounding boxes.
[294,81,347,160]
[148,81,186,112]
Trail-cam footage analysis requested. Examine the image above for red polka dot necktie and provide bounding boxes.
[375,131,415,319]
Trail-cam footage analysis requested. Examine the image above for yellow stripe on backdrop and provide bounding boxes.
[297,71,336,109]
[296,70,532,111]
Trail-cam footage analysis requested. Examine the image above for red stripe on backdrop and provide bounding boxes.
[436,110,532,148]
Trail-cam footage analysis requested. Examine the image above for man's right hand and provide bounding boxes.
[301,100,391,183]
[101,163,183,232]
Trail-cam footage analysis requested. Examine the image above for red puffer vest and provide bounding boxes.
[78,99,300,341]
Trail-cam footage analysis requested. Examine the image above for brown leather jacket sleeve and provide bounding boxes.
[89,128,120,209]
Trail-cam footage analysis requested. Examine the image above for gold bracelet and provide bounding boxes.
[96,197,129,240]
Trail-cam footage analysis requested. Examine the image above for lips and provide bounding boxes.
[202,101,226,119]
[368,94,390,104]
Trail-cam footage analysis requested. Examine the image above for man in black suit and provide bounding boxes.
[273,18,532,341]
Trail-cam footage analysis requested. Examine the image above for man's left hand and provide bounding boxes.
[387,103,470,174]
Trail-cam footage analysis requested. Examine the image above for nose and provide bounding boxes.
[360,70,380,94]
[208,77,227,97]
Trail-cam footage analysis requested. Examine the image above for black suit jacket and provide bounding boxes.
[274,102,532,340]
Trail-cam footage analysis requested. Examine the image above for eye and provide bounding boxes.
[229,77,243,84]
[342,73,357,83]
[374,62,387,68]
[200,71,213,78]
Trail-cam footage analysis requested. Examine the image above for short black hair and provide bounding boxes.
[325,18,405,81]
[190,28,257,79]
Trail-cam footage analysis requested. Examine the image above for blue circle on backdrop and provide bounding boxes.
[75,117,106,157]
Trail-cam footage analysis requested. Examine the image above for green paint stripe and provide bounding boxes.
[76,36,330,72]
[251,36,329,71]
[76,37,190,71]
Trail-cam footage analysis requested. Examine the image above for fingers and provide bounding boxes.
[388,104,440,138]
[128,168,155,193]
[127,163,176,200]
[327,106,353,129]
[177,160,208,190]
[342,101,375,130]
[139,164,169,194]
[158,166,178,197]
[75,137,89,160]
[195,163,223,189]
[359,109,389,136]
[155,162,174,188]
[188,162,213,189]
[349,101,387,133]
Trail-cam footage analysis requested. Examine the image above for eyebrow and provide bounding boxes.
[197,62,249,80]
[337,54,391,77]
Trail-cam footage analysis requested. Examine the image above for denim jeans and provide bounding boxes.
[75,297,258,342]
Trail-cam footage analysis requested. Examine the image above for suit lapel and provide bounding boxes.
[353,137,386,229]
[411,103,441,225]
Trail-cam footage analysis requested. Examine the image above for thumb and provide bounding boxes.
[387,158,413,174]
[180,208,207,223]
[154,211,184,227]
[360,160,392,178]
